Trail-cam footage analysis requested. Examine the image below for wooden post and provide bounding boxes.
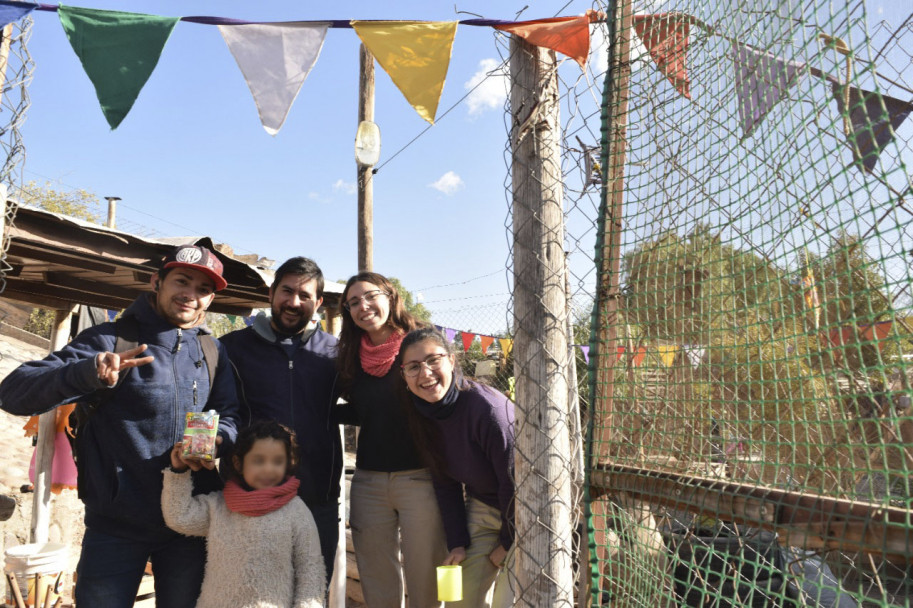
[509,36,574,607]
[585,2,632,604]
[31,306,74,544]
[357,44,375,273]
[593,0,632,463]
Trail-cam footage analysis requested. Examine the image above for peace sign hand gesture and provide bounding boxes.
[96,344,155,387]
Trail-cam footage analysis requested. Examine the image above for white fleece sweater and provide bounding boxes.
[162,470,326,608]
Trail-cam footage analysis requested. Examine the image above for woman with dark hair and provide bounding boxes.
[335,272,448,608]
[397,327,516,608]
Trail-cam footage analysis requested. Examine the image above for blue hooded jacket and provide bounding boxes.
[0,294,239,542]
[220,314,341,506]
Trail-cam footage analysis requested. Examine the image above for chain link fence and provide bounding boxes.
[0,16,33,295]
[587,0,913,606]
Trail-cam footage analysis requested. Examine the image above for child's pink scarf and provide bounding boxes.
[360,330,404,377]
[223,476,300,517]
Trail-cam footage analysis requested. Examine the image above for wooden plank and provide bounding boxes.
[591,462,913,562]
[7,242,118,274]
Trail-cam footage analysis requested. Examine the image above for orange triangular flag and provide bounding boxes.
[479,335,494,354]
[632,13,692,98]
[461,332,476,352]
[495,13,591,69]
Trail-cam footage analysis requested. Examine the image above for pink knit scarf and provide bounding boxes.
[360,330,404,377]
[223,476,300,517]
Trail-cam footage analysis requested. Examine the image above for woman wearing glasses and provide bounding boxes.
[335,272,448,608]
[397,327,516,608]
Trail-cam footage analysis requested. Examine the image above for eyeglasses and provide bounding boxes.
[344,289,389,311]
[401,353,450,378]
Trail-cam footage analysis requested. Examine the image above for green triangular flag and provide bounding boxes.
[59,5,178,129]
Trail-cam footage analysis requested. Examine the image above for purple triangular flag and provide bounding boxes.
[444,328,456,343]
[106,309,117,321]
[832,83,913,173]
[243,316,254,327]
[731,42,804,138]
[579,345,590,364]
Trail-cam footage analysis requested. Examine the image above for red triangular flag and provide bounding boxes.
[632,13,692,98]
[495,13,591,68]
[479,335,494,354]
[461,332,476,353]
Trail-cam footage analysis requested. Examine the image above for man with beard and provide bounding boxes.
[220,257,341,584]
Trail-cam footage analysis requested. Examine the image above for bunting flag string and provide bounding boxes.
[479,335,494,354]
[656,344,678,367]
[494,12,594,69]
[831,82,913,173]
[58,4,179,129]
[731,42,805,138]
[579,345,590,364]
[632,13,693,99]
[351,20,457,124]
[444,327,457,343]
[0,0,34,28]
[460,331,476,353]
[218,22,328,135]
[498,338,513,356]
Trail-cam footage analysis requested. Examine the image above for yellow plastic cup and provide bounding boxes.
[436,565,462,602]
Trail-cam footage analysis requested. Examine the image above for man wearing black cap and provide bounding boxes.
[0,244,239,608]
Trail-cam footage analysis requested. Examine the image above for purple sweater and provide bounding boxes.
[415,381,516,551]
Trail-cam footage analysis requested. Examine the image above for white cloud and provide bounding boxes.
[308,192,331,204]
[333,179,357,195]
[429,171,465,196]
[465,58,508,116]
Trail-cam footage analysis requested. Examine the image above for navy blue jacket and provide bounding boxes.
[220,315,342,506]
[0,294,239,542]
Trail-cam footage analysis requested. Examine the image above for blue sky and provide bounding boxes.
[14,1,908,334]
[16,0,604,335]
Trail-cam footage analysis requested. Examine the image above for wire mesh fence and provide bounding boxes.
[587,0,913,606]
[0,16,33,295]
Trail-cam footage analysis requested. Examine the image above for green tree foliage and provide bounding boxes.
[387,276,432,323]
[206,313,248,338]
[23,307,54,339]
[20,182,102,334]
[18,180,102,223]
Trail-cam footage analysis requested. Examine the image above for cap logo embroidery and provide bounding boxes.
[176,247,203,264]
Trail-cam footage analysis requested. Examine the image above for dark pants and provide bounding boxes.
[308,500,341,586]
[75,528,206,608]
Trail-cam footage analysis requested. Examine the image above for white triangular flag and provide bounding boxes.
[219,22,329,135]
[682,344,705,367]
[731,42,804,138]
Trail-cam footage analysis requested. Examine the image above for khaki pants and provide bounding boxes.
[449,498,514,608]
[350,468,448,608]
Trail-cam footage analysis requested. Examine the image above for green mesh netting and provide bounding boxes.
[587,1,913,606]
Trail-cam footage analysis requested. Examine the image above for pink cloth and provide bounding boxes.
[28,431,78,492]
[223,476,300,517]
[359,330,404,377]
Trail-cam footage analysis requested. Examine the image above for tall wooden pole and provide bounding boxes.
[357,44,375,273]
[31,306,74,543]
[509,37,574,607]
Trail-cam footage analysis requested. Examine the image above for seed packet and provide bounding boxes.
[182,410,219,461]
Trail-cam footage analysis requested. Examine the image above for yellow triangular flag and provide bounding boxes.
[498,338,513,355]
[656,345,678,367]
[351,20,457,124]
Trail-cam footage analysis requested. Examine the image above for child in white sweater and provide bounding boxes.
[162,420,326,608]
